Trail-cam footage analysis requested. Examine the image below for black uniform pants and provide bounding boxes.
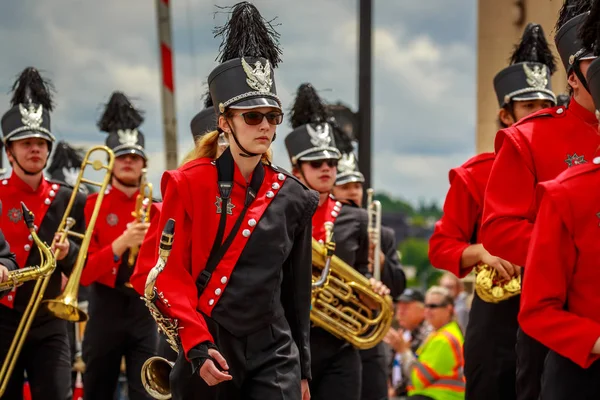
[82,287,158,400]
[464,293,519,400]
[515,327,548,400]
[359,343,388,400]
[170,315,302,400]
[309,328,362,400]
[540,351,600,399]
[0,317,71,400]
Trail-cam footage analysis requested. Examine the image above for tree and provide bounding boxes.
[399,237,442,289]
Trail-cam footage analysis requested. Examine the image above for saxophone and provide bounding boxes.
[141,219,178,400]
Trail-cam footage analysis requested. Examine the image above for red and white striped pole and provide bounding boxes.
[156,0,178,170]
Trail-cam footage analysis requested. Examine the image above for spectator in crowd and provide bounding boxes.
[439,272,470,332]
[384,289,433,398]
[386,286,465,400]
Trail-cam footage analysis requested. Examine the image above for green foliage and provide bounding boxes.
[375,192,441,219]
[399,237,441,289]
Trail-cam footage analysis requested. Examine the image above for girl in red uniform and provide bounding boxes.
[519,6,600,399]
[428,23,557,400]
[136,3,315,400]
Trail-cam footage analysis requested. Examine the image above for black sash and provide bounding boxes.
[195,148,265,295]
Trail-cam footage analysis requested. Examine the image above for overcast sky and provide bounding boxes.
[0,0,477,206]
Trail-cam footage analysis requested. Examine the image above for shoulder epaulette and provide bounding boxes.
[462,152,495,169]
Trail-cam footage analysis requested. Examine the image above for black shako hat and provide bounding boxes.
[208,2,282,114]
[555,0,596,74]
[582,0,600,121]
[285,83,341,165]
[335,152,365,186]
[97,91,147,160]
[493,23,557,107]
[190,91,217,141]
[1,67,55,148]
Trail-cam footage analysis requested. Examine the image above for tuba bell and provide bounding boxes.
[474,263,521,303]
[43,145,115,322]
[0,202,56,396]
[311,222,393,350]
[140,219,178,400]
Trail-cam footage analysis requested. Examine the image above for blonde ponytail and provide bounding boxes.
[180,130,275,167]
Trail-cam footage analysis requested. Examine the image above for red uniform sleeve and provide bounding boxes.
[80,198,120,287]
[148,172,214,359]
[429,176,477,278]
[519,186,600,368]
[130,203,162,295]
[481,134,535,267]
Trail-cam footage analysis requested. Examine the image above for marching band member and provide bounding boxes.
[0,229,18,283]
[519,8,600,397]
[79,92,159,400]
[331,152,406,400]
[481,2,598,399]
[429,22,558,400]
[0,67,86,400]
[285,83,390,400]
[137,3,316,399]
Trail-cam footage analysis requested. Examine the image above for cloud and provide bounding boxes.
[0,0,477,207]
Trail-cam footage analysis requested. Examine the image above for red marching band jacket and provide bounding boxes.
[133,158,289,358]
[0,175,62,308]
[312,194,342,242]
[481,99,600,268]
[80,185,161,288]
[519,162,600,369]
[429,152,495,278]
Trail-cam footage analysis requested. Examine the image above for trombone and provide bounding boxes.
[43,145,115,322]
[0,202,56,396]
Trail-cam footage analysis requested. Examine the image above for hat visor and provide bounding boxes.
[297,148,341,162]
[114,147,147,160]
[512,91,557,104]
[6,130,55,143]
[336,172,365,186]
[228,97,281,111]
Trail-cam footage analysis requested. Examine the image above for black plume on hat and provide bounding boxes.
[10,67,54,111]
[328,116,354,155]
[47,141,83,176]
[97,92,144,133]
[289,83,330,129]
[214,1,282,67]
[579,0,600,56]
[203,90,213,109]
[510,23,557,74]
[556,0,593,32]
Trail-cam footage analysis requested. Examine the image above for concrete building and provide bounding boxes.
[477,0,565,153]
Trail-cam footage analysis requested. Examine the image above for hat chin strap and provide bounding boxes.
[224,121,276,159]
[573,59,591,94]
[296,162,331,195]
[9,149,47,176]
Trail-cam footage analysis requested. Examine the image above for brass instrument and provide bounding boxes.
[474,263,521,303]
[43,145,115,322]
[141,219,178,400]
[311,222,393,350]
[366,188,383,281]
[128,168,153,267]
[0,202,56,396]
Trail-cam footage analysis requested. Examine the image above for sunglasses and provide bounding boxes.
[307,159,338,169]
[236,111,284,126]
[425,303,448,309]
